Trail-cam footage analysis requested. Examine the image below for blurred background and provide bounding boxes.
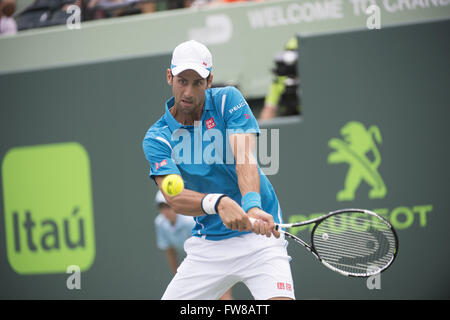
[1,0,449,299]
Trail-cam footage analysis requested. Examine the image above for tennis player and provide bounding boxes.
[142,40,295,300]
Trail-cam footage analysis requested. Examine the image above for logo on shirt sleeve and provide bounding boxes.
[228,101,247,115]
[154,159,168,171]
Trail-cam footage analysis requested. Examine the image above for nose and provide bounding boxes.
[183,84,194,99]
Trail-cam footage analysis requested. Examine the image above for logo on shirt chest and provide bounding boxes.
[205,117,216,130]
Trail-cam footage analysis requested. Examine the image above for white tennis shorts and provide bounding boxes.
[161,232,295,300]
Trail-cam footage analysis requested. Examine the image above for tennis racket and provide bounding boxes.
[250,208,398,277]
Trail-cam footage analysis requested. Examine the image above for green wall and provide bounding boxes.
[0,53,174,298]
[1,18,449,299]
[264,18,450,299]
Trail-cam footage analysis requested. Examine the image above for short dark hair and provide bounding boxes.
[1,0,16,17]
[158,203,171,210]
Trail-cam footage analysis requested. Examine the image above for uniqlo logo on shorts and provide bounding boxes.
[277,282,292,291]
[205,117,216,129]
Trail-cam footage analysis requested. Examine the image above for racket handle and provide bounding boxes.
[248,217,281,231]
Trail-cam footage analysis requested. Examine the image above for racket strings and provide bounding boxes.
[312,213,396,276]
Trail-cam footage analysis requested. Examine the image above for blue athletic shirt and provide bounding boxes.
[142,86,283,240]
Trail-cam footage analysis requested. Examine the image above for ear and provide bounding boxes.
[206,73,214,89]
[167,69,173,86]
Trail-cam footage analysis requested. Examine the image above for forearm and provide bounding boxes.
[230,133,279,237]
[155,176,205,216]
[156,174,249,231]
[236,161,260,196]
[164,189,205,216]
[230,133,260,196]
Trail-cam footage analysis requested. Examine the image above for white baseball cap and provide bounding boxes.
[170,40,213,79]
[155,190,167,205]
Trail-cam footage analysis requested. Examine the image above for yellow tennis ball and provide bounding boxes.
[162,174,184,196]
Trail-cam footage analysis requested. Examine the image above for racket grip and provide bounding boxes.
[248,217,280,231]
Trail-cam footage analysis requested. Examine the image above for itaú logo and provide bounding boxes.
[2,142,95,275]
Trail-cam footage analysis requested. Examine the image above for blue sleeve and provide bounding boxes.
[142,134,181,180]
[223,86,260,135]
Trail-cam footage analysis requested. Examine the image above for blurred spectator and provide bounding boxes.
[0,0,18,35]
[191,0,252,7]
[166,0,193,9]
[11,0,264,32]
[14,0,156,29]
[154,190,195,275]
[153,190,233,300]
[86,0,156,19]
[15,0,83,31]
[259,37,301,120]
[136,0,156,14]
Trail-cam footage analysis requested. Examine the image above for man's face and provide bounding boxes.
[167,69,213,116]
[159,203,177,222]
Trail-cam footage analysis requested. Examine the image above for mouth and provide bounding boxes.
[181,99,194,107]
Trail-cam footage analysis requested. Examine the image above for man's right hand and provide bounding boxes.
[216,197,252,232]
[247,207,280,238]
